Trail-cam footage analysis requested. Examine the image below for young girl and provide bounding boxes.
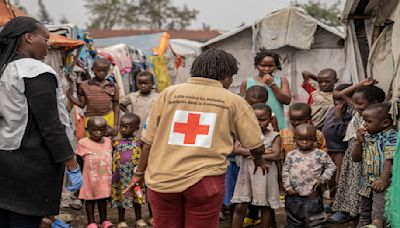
[112,113,148,228]
[76,117,113,228]
[330,79,386,224]
[231,103,282,228]
[240,49,291,130]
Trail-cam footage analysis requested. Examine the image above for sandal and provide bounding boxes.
[116,222,128,228]
[327,212,352,224]
[102,221,114,228]
[87,223,98,228]
[136,219,148,227]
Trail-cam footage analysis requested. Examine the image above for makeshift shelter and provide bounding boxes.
[169,39,202,84]
[94,32,173,92]
[341,0,400,120]
[202,7,346,102]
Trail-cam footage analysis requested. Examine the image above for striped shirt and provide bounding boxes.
[359,128,397,197]
[78,79,119,116]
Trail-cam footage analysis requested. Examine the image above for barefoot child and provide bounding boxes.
[302,69,338,129]
[67,58,120,135]
[231,103,282,228]
[76,117,113,228]
[352,103,397,228]
[112,113,148,227]
[283,123,336,227]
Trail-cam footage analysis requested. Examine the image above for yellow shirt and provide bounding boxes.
[142,77,263,193]
[280,128,327,158]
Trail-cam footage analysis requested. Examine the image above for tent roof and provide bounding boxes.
[94,32,166,56]
[202,7,345,50]
[49,33,84,48]
[202,24,252,49]
[0,2,25,26]
[170,39,202,56]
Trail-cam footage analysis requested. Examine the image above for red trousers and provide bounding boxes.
[147,174,225,228]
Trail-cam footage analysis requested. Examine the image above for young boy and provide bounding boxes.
[283,123,336,227]
[302,69,338,129]
[280,103,327,157]
[246,85,279,131]
[67,58,120,134]
[352,103,397,228]
[120,71,159,136]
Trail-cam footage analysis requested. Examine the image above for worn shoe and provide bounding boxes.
[116,222,128,228]
[242,217,261,227]
[327,211,352,224]
[136,219,148,227]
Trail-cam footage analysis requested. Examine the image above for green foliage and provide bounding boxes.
[37,0,53,24]
[84,0,198,29]
[291,0,342,26]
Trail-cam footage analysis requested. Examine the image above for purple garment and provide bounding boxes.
[321,107,351,152]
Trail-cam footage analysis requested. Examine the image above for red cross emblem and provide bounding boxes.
[173,113,210,144]
[168,110,216,148]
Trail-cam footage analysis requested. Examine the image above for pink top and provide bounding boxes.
[76,137,113,200]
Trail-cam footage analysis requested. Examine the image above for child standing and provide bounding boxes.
[352,103,397,228]
[280,103,328,157]
[331,80,386,223]
[321,84,352,202]
[231,103,282,228]
[67,58,120,134]
[283,123,336,227]
[240,49,291,130]
[76,117,113,228]
[112,113,147,227]
[120,71,160,136]
[302,69,338,129]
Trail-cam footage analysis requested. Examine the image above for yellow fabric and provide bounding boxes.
[142,77,263,193]
[84,112,115,136]
[149,56,172,92]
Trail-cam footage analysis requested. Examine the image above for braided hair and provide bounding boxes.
[191,49,239,80]
[0,16,42,77]
[254,48,282,70]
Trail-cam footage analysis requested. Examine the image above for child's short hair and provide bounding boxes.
[122,112,141,126]
[354,85,385,103]
[93,58,111,67]
[318,68,337,79]
[136,71,155,84]
[364,102,392,122]
[254,48,282,70]
[335,83,352,92]
[252,103,272,114]
[191,49,238,80]
[289,103,312,118]
[246,85,268,101]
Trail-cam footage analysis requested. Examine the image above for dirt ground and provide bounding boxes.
[63,202,354,228]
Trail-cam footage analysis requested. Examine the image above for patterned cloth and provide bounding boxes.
[78,79,119,116]
[359,128,397,197]
[282,149,336,196]
[332,109,364,216]
[111,137,142,208]
[280,128,327,158]
[231,131,282,208]
[76,137,113,200]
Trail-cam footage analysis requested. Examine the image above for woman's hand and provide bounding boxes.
[262,74,275,86]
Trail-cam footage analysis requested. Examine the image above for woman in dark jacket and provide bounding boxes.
[0,17,82,227]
